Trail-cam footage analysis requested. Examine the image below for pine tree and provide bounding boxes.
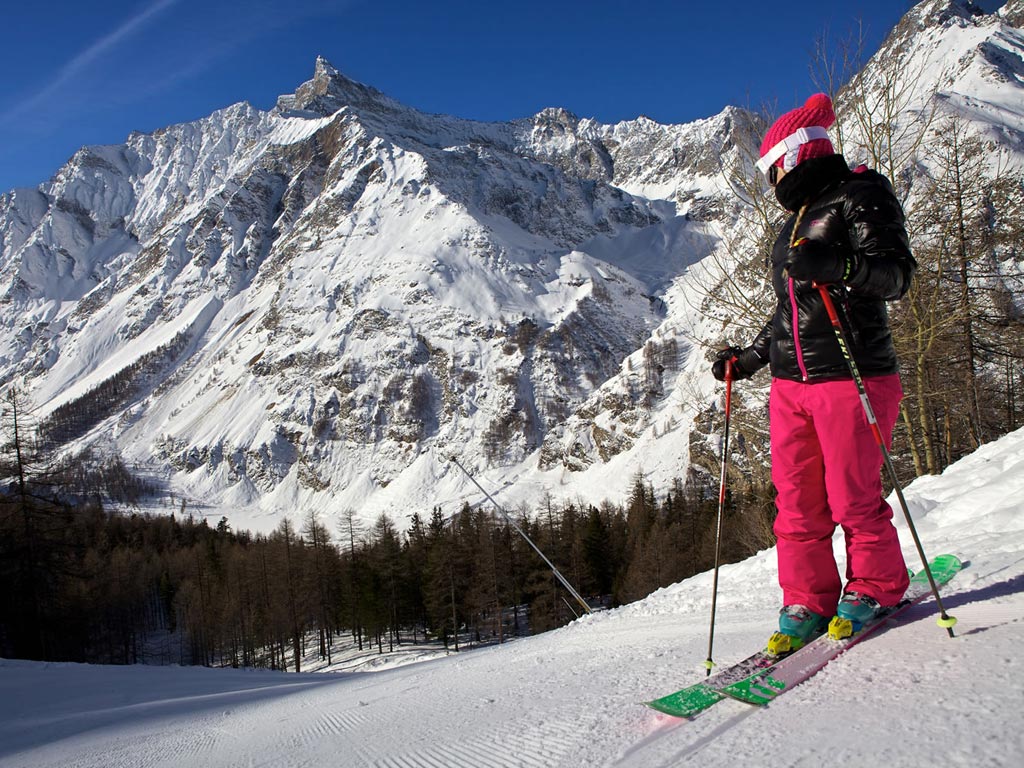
[424,506,459,649]
[303,509,335,662]
[0,387,77,660]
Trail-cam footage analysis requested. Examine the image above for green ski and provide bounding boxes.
[719,554,962,705]
[645,554,961,717]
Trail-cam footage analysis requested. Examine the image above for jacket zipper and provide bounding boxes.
[789,276,810,381]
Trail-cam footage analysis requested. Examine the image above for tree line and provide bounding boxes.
[1,388,772,668]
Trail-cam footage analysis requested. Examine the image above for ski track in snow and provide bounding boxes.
[2,427,1024,767]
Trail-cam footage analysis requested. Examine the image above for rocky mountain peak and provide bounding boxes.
[999,0,1024,23]
[532,107,581,129]
[907,0,1008,27]
[276,56,398,116]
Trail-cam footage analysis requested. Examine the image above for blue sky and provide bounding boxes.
[0,0,916,193]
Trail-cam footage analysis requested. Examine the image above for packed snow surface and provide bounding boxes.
[2,427,1023,767]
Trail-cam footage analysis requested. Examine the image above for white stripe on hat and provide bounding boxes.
[755,126,831,175]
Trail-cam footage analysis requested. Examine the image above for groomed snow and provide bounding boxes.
[2,427,1022,768]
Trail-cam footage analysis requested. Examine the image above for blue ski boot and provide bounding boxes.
[828,591,883,640]
[768,605,829,655]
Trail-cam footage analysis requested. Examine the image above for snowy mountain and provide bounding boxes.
[2,0,1023,531]
[0,57,747,528]
[2,424,1022,767]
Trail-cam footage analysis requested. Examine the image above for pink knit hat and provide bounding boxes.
[755,93,836,178]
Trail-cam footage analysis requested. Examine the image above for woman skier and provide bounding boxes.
[711,93,916,652]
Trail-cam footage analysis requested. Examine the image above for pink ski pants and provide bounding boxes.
[770,374,909,616]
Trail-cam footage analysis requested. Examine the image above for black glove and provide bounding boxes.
[711,346,756,382]
[784,237,856,284]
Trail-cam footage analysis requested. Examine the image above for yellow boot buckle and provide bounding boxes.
[767,631,800,655]
[828,616,854,640]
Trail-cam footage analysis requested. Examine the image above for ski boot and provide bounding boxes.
[767,605,829,655]
[828,591,883,640]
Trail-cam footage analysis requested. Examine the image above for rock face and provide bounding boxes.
[1,1,1022,531]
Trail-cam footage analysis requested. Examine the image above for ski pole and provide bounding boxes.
[815,283,957,637]
[705,360,733,675]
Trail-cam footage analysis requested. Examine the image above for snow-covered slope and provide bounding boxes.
[1,1,1023,532]
[2,424,1022,768]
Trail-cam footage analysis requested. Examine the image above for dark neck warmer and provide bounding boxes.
[774,154,852,212]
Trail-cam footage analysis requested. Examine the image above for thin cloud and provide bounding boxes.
[0,0,181,124]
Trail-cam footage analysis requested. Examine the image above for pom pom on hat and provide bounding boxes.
[802,93,836,119]
[759,93,836,172]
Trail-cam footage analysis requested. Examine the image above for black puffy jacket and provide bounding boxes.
[737,154,916,382]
